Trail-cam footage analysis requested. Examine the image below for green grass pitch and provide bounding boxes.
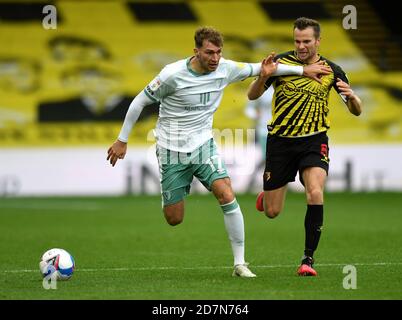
[1,192,401,300]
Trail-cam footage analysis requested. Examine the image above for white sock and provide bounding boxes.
[220,199,245,266]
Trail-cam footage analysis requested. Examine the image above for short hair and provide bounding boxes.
[194,26,223,48]
[293,17,321,38]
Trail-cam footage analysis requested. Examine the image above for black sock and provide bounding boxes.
[304,204,324,258]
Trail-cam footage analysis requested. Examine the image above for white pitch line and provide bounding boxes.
[2,262,402,274]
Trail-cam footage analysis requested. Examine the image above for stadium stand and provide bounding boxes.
[0,0,400,147]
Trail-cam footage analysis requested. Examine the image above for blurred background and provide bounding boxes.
[0,0,401,196]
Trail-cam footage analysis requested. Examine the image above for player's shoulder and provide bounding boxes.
[321,56,344,73]
[218,57,235,69]
[159,58,187,80]
[219,57,251,74]
[275,51,295,60]
[321,56,349,82]
[219,57,247,68]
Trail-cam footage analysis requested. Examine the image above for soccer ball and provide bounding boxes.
[39,248,75,280]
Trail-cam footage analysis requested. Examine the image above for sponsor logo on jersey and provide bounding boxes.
[184,106,204,111]
[282,80,327,100]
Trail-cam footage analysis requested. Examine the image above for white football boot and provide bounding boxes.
[232,263,257,278]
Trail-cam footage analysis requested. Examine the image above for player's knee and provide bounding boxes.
[166,218,182,226]
[265,206,281,219]
[306,188,323,204]
[164,215,183,226]
[163,207,184,226]
[216,189,235,205]
[212,178,235,205]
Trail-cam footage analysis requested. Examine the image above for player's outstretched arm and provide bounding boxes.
[247,52,277,100]
[248,52,304,80]
[248,55,332,100]
[107,90,155,167]
[336,78,362,116]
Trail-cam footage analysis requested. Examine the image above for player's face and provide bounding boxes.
[195,40,222,72]
[294,27,320,63]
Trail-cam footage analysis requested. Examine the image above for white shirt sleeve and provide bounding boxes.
[117,91,156,143]
[143,66,175,102]
[274,64,303,76]
[251,63,303,76]
[231,61,303,80]
[226,60,255,83]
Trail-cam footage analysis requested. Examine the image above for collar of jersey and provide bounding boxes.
[186,57,213,76]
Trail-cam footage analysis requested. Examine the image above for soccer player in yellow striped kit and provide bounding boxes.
[250,17,363,276]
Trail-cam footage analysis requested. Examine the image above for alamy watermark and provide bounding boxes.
[145,124,258,176]
[42,5,57,30]
[342,265,357,289]
[42,265,58,290]
[342,5,357,30]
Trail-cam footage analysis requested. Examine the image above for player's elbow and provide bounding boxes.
[348,98,362,116]
[350,107,362,116]
[247,91,260,100]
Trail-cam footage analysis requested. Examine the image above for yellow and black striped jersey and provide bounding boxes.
[264,51,349,137]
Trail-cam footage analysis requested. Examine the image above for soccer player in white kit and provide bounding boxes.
[107,27,331,277]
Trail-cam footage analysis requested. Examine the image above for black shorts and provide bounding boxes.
[263,132,330,191]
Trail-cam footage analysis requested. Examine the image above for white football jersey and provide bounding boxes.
[144,57,258,152]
